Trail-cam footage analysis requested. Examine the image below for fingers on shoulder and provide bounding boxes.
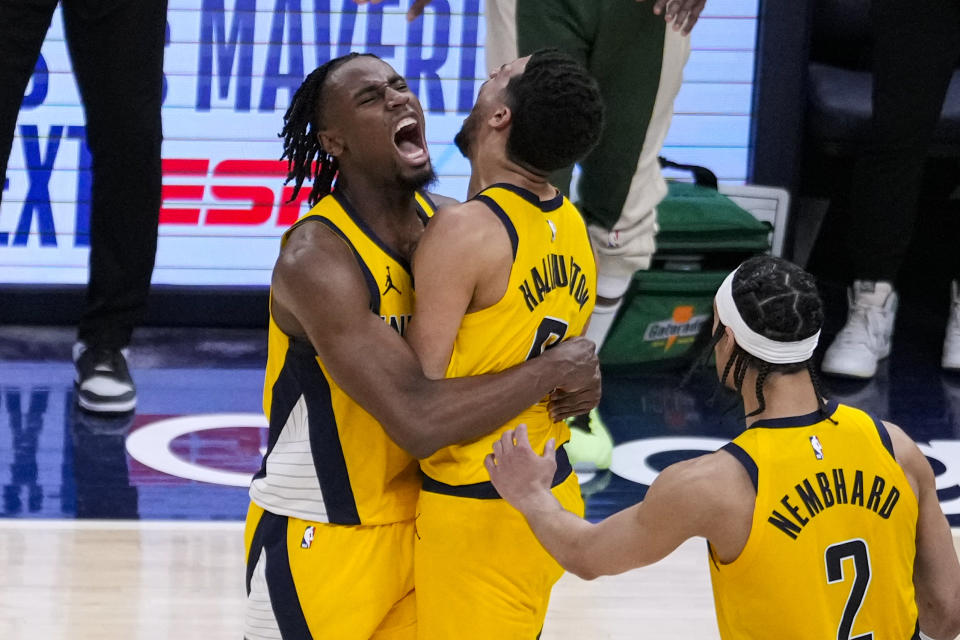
[427,191,459,210]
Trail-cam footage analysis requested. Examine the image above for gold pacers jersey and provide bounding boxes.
[420,184,596,486]
[710,402,919,638]
[250,190,436,525]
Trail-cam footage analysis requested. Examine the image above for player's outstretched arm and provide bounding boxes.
[485,424,731,580]
[272,222,599,460]
[886,422,960,639]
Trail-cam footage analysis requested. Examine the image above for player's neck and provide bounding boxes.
[467,154,554,201]
[336,176,422,257]
[337,175,419,227]
[741,368,823,427]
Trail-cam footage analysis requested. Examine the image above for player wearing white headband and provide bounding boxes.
[485,255,960,639]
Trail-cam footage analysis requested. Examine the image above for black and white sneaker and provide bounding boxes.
[73,342,137,413]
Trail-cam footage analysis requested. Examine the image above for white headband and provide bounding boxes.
[715,267,820,364]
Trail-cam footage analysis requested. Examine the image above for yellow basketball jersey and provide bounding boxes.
[710,402,919,638]
[420,184,596,487]
[250,190,437,525]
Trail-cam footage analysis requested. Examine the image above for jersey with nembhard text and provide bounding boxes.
[710,402,919,639]
[419,183,597,487]
[249,190,436,525]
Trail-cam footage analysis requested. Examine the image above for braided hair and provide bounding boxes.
[280,52,376,206]
[689,256,834,420]
[503,49,604,173]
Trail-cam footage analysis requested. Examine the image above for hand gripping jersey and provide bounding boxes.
[249,190,437,525]
[710,402,920,639]
[419,183,597,488]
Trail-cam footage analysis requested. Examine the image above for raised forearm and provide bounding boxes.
[394,355,565,458]
[513,490,602,580]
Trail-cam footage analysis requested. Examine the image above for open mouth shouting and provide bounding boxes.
[393,116,429,166]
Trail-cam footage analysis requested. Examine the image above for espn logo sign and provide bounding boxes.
[160,159,310,227]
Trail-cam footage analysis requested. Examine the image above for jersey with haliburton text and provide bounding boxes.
[419,183,597,487]
[710,401,920,639]
[249,191,436,525]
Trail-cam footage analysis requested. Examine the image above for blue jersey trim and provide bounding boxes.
[416,189,438,221]
[260,510,313,639]
[261,339,362,525]
[474,194,519,260]
[293,340,363,525]
[721,441,758,492]
[311,217,381,315]
[749,400,840,430]
[485,182,564,212]
[421,446,572,499]
[868,412,897,460]
[333,191,419,274]
[256,337,303,482]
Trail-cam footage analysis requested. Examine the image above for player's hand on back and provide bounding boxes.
[540,337,601,421]
[485,424,558,513]
[548,388,598,422]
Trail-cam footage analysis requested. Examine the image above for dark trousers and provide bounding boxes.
[847,0,960,282]
[0,0,166,349]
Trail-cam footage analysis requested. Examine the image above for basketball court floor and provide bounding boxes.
[2,297,960,638]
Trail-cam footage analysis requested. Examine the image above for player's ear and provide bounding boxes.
[488,105,512,131]
[713,325,736,364]
[717,326,738,357]
[318,129,345,157]
[723,325,735,344]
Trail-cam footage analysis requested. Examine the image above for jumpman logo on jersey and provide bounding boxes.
[382,266,401,296]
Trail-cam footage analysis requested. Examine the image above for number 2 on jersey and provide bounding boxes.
[824,538,873,640]
[526,317,569,361]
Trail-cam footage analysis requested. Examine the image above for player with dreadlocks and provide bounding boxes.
[486,255,960,639]
[244,52,602,639]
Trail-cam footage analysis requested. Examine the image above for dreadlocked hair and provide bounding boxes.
[503,49,604,173]
[688,256,835,422]
[280,52,377,207]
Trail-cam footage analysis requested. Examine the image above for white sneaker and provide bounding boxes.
[821,281,897,379]
[73,342,137,413]
[942,281,960,370]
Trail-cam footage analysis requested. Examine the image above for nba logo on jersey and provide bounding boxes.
[301,526,315,549]
[810,435,824,460]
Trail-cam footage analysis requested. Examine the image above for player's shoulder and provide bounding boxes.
[425,198,507,238]
[274,217,368,302]
[881,420,933,487]
[657,449,752,499]
[646,450,755,536]
[279,218,353,269]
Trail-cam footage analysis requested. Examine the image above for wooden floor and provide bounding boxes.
[1,521,958,639]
